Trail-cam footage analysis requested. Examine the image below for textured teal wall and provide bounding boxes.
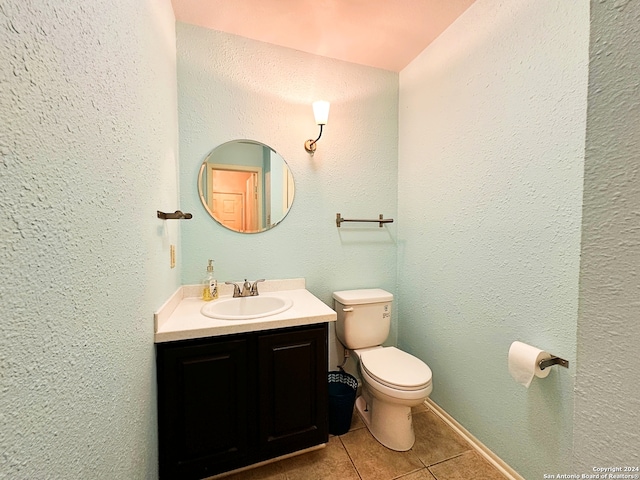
[0,1,179,478]
[574,0,640,468]
[176,24,399,366]
[398,1,588,478]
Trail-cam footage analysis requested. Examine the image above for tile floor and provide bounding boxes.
[220,403,509,480]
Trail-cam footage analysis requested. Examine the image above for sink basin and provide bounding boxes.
[201,295,293,320]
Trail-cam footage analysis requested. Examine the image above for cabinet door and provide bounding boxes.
[258,324,328,459]
[157,336,256,479]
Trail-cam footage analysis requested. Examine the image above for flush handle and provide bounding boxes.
[343,307,354,312]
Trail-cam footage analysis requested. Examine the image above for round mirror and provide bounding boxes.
[198,140,295,233]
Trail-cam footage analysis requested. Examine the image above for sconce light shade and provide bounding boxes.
[312,100,330,125]
[305,100,330,155]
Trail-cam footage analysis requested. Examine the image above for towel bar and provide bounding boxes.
[336,213,393,228]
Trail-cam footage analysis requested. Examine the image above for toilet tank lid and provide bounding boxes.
[332,288,393,305]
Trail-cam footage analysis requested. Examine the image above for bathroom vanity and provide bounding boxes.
[154,280,336,479]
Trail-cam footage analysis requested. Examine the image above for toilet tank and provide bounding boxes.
[333,289,393,349]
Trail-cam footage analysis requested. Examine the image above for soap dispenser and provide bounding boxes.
[202,259,218,301]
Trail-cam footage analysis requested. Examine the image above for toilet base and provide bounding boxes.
[355,394,415,451]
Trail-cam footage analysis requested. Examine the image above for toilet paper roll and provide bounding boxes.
[508,341,552,388]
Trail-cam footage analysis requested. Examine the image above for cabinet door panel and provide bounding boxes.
[258,325,328,458]
[157,337,254,479]
[181,351,241,455]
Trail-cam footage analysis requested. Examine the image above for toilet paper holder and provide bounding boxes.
[538,356,569,371]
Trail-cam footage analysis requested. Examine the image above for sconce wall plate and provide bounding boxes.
[304,140,316,153]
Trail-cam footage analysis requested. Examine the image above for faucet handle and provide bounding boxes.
[225,281,242,297]
[250,279,265,295]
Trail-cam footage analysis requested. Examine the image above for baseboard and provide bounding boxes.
[425,398,525,480]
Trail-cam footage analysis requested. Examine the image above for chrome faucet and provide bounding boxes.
[225,279,265,298]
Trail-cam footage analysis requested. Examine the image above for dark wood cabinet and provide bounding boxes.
[156,323,328,479]
[258,327,328,458]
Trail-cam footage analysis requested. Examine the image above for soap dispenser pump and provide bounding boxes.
[202,259,218,301]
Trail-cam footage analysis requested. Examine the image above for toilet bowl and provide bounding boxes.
[353,346,432,451]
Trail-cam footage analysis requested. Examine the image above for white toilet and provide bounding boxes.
[333,288,432,451]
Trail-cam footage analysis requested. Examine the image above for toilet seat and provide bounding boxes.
[359,347,432,391]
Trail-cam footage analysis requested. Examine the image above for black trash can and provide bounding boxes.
[327,370,358,435]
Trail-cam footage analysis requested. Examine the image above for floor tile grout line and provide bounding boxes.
[338,433,364,480]
[423,450,473,468]
[390,466,430,480]
[426,451,468,470]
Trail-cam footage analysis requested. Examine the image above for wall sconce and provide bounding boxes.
[304,100,330,155]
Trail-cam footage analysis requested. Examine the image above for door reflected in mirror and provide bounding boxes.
[198,140,295,233]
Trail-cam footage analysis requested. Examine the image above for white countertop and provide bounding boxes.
[154,278,337,343]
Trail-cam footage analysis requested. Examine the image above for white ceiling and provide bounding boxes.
[171,0,476,72]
